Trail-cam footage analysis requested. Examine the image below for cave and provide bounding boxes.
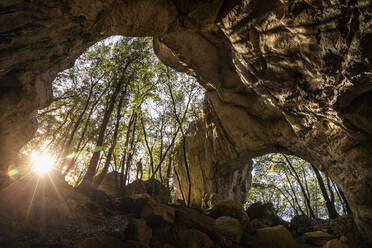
[1,0,372,244]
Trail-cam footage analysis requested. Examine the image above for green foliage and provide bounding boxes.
[23,36,204,189]
[248,153,347,221]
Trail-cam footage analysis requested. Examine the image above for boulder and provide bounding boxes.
[175,207,217,235]
[216,216,242,243]
[291,215,313,234]
[77,236,125,248]
[246,202,288,227]
[173,209,236,248]
[250,218,268,229]
[243,225,297,248]
[76,182,114,209]
[102,215,129,238]
[119,194,175,226]
[303,231,334,246]
[125,218,152,244]
[121,179,170,204]
[246,202,275,220]
[208,200,249,227]
[174,228,214,248]
[323,239,349,248]
[98,171,121,197]
[122,240,150,248]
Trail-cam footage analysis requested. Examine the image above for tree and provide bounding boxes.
[311,165,339,219]
[23,36,204,203]
[249,153,346,221]
[94,89,126,187]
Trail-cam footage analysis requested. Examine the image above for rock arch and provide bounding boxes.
[0,0,371,241]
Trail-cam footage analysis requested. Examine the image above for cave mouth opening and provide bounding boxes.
[17,35,205,191]
[247,153,351,222]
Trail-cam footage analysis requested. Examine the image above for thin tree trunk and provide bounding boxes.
[311,165,339,219]
[94,89,126,187]
[81,75,126,186]
[174,164,186,204]
[283,155,316,218]
[326,176,336,206]
[166,153,172,188]
[62,79,98,160]
[45,103,75,150]
[315,182,318,217]
[55,119,74,165]
[166,79,195,207]
[282,184,300,216]
[62,83,110,176]
[158,117,164,182]
[302,166,312,205]
[334,182,352,215]
[150,125,180,179]
[141,116,154,174]
[271,184,297,213]
[123,114,137,185]
[120,110,135,187]
[283,168,306,216]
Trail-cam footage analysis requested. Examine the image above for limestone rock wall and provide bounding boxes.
[174,100,252,207]
[1,0,372,241]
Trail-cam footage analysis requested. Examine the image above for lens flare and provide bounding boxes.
[6,169,18,177]
[30,152,55,175]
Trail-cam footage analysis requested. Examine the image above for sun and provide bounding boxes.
[30,152,55,175]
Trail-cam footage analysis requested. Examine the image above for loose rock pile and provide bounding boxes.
[0,177,370,248]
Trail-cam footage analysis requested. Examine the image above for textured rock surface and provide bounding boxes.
[125,218,152,244]
[118,194,175,226]
[174,101,253,206]
[243,225,297,248]
[208,200,250,228]
[0,182,366,248]
[77,236,125,248]
[174,228,214,248]
[246,202,289,228]
[120,179,171,204]
[1,0,372,241]
[216,216,243,243]
[304,231,335,246]
[324,239,350,248]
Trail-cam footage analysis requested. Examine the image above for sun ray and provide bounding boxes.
[26,177,40,219]
[47,173,72,215]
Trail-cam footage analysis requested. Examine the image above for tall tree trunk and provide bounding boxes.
[166,152,172,188]
[272,184,297,214]
[311,165,340,219]
[61,80,97,163]
[283,155,316,218]
[45,102,76,150]
[150,125,180,180]
[94,89,126,187]
[81,76,126,185]
[158,117,164,182]
[333,182,352,215]
[120,110,135,187]
[123,114,137,185]
[55,118,74,165]
[282,184,300,216]
[166,78,195,207]
[62,83,110,176]
[283,168,306,216]
[141,116,154,174]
